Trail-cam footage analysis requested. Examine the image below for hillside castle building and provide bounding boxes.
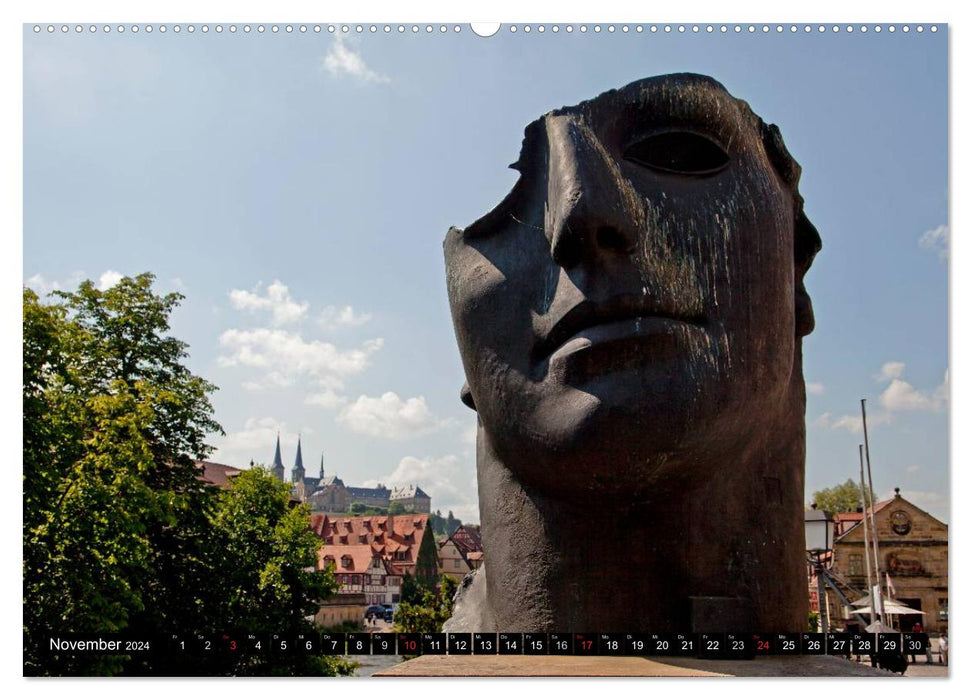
[270,434,431,514]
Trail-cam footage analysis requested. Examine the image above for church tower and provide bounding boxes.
[292,435,306,484]
[271,433,285,482]
[319,453,325,480]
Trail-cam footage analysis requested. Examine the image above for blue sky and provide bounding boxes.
[22,23,949,523]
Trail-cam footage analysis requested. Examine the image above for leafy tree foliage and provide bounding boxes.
[399,573,424,605]
[197,467,354,676]
[811,478,876,515]
[393,575,458,635]
[429,509,463,537]
[23,276,352,676]
[445,510,460,536]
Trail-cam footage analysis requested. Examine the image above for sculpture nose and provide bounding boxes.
[544,115,638,270]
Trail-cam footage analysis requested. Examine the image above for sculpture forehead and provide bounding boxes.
[450,73,764,244]
[553,72,736,116]
[530,73,752,140]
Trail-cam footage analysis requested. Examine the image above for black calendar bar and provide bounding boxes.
[52,630,911,659]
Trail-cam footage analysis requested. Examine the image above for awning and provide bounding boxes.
[850,594,908,608]
[854,603,925,616]
[865,621,898,634]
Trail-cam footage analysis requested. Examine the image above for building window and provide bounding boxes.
[939,598,948,621]
[848,554,864,576]
[341,556,352,569]
[352,575,360,585]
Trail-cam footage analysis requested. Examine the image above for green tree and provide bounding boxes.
[399,573,424,605]
[23,275,353,676]
[24,277,220,675]
[393,575,458,636]
[445,510,460,536]
[202,467,353,676]
[414,521,441,591]
[811,478,876,514]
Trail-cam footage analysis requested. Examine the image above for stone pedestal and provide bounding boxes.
[375,655,893,677]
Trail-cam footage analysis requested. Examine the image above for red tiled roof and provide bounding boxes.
[450,525,483,554]
[314,513,430,574]
[319,545,378,574]
[196,460,243,488]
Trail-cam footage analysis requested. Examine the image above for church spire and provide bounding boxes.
[271,432,285,482]
[292,435,306,483]
[319,453,325,480]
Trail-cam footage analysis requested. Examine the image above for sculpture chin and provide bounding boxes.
[485,386,727,500]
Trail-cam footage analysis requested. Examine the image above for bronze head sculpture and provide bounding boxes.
[443,74,821,633]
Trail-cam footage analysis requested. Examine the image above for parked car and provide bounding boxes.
[383,608,394,622]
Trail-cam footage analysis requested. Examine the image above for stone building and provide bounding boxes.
[828,489,948,633]
[266,438,432,515]
[390,484,431,514]
[345,484,392,509]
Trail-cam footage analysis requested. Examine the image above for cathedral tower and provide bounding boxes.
[271,433,285,482]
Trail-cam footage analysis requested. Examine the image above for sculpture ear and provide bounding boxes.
[794,210,820,338]
[460,381,477,410]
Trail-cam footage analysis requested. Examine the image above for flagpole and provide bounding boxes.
[861,399,884,622]
[859,444,875,627]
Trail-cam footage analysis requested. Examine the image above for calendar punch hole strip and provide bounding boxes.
[30,23,942,35]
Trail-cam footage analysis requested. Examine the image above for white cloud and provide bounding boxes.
[813,411,890,434]
[806,382,825,395]
[879,370,947,413]
[363,454,479,523]
[24,273,60,296]
[229,280,309,325]
[212,416,285,455]
[318,305,372,331]
[876,361,906,382]
[218,328,383,398]
[97,270,124,290]
[23,271,88,296]
[322,37,390,84]
[460,422,478,446]
[815,364,947,434]
[880,379,937,412]
[337,392,449,440]
[906,464,923,473]
[209,418,316,472]
[918,224,948,260]
[305,389,348,410]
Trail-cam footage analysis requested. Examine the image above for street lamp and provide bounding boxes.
[805,504,833,633]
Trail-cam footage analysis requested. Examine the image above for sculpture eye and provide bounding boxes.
[623,130,729,176]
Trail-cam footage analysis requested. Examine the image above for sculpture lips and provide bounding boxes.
[535,297,704,363]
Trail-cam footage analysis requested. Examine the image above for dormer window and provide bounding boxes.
[341,555,353,569]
